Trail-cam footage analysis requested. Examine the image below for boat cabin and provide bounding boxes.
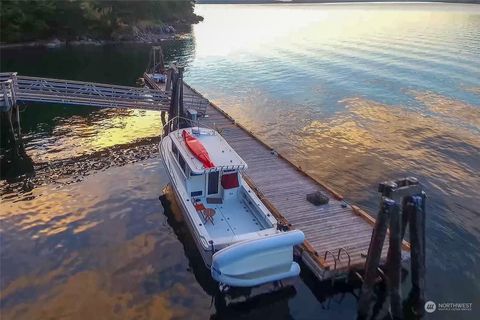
[170,127,247,201]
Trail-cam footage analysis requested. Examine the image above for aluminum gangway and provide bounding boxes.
[0,72,171,111]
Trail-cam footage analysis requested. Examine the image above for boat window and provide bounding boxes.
[172,143,179,158]
[178,154,187,175]
[221,173,239,189]
[191,191,202,197]
[208,171,219,195]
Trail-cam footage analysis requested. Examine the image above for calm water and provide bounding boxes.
[1,3,480,319]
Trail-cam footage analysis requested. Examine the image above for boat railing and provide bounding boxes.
[161,115,218,140]
[203,164,247,173]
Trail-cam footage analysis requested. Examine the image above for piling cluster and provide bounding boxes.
[358,177,426,319]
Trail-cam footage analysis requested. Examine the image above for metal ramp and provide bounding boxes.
[0,72,170,111]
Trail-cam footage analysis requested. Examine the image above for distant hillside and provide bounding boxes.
[0,0,203,43]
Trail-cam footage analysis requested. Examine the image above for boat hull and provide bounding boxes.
[160,138,215,267]
[167,175,215,267]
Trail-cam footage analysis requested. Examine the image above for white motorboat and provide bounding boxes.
[160,117,304,288]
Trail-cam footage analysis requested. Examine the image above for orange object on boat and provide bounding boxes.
[182,130,215,168]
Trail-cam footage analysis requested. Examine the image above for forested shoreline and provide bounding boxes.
[0,0,202,44]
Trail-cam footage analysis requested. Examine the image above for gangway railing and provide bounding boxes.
[0,72,170,111]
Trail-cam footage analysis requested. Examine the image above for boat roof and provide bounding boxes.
[170,127,248,174]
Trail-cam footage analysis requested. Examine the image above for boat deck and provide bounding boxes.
[199,199,265,240]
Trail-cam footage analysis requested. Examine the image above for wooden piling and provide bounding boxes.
[178,67,184,118]
[165,68,173,93]
[358,198,395,317]
[388,202,403,319]
[1,79,19,149]
[168,69,179,132]
[9,73,21,136]
[408,193,426,316]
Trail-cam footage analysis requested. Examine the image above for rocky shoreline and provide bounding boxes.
[0,136,161,197]
[0,11,208,50]
[0,24,180,49]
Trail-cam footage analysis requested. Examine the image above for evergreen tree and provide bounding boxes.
[0,0,200,43]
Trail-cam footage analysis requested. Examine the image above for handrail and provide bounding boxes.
[324,250,338,285]
[324,250,338,271]
[337,247,351,270]
[161,115,218,140]
[0,73,170,93]
[0,73,171,111]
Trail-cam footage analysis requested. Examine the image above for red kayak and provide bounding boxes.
[182,130,215,168]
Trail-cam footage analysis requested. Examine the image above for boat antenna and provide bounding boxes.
[176,70,180,131]
[177,67,184,131]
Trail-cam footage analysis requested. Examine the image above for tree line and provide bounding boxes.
[1,0,200,43]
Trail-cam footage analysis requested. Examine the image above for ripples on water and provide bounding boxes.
[185,4,480,313]
[1,161,214,319]
[1,3,479,320]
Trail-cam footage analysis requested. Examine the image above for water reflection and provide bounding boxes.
[185,4,480,317]
[0,141,34,182]
[24,109,163,163]
[0,160,302,319]
[1,3,480,320]
[409,90,480,128]
[1,160,213,320]
[295,95,479,199]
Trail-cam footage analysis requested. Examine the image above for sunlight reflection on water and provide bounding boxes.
[1,3,479,320]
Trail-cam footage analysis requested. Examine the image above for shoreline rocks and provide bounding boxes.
[0,24,183,49]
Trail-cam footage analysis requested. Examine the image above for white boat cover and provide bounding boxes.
[211,230,305,287]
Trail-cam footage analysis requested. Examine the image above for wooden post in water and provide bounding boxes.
[358,197,393,318]
[167,66,185,132]
[408,193,426,316]
[167,69,178,133]
[388,202,403,319]
[1,79,18,149]
[165,68,173,93]
[11,72,21,137]
[1,76,34,179]
[153,46,165,74]
[178,67,184,120]
[359,178,426,319]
